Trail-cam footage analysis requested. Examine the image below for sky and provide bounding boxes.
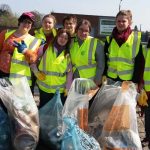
[0,0,150,31]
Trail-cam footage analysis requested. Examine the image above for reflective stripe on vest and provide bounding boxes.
[10,73,31,80]
[5,29,16,39]
[37,46,68,93]
[35,28,57,40]
[107,31,141,80]
[37,80,65,89]
[9,33,40,86]
[70,37,98,79]
[143,47,150,91]
[11,59,28,66]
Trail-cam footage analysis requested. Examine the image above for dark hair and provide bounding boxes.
[62,15,77,26]
[53,28,71,56]
[42,14,57,25]
[18,12,35,26]
[76,19,91,33]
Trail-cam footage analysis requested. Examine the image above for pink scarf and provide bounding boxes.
[112,26,132,46]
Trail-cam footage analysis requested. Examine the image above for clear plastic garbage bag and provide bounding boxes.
[88,82,121,140]
[0,104,11,150]
[62,78,98,132]
[101,81,142,149]
[39,89,63,149]
[61,117,101,150]
[0,77,39,150]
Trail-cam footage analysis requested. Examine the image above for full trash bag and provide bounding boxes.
[0,77,39,150]
[39,89,63,149]
[0,104,11,150]
[101,81,142,149]
[62,78,98,132]
[61,117,101,150]
[88,82,121,140]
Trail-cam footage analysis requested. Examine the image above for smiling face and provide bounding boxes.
[57,32,69,46]
[77,24,90,40]
[42,16,55,33]
[64,19,76,36]
[116,15,130,32]
[18,19,33,33]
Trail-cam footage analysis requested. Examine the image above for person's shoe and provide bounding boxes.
[141,137,149,143]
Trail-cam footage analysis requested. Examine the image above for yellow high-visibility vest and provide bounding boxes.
[37,45,69,93]
[107,31,141,80]
[34,27,57,40]
[6,30,41,86]
[143,46,150,91]
[70,36,101,79]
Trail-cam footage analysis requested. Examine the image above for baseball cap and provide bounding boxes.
[18,12,35,23]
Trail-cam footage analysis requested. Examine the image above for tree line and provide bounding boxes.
[0,4,43,28]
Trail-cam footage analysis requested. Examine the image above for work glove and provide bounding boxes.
[64,89,68,97]
[13,40,27,53]
[102,75,107,84]
[24,50,38,64]
[137,89,148,107]
[40,39,46,46]
[35,71,46,81]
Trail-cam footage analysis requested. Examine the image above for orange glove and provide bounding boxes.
[137,89,148,107]
[64,89,68,97]
[35,71,46,81]
[24,50,38,63]
[102,76,107,84]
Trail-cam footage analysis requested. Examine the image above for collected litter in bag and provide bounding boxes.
[101,81,142,149]
[78,105,89,131]
[62,78,98,132]
[88,83,121,140]
[0,104,11,150]
[39,89,63,149]
[61,117,101,150]
[0,77,39,150]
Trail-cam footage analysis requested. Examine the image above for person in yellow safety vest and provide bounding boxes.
[70,19,105,87]
[30,14,57,94]
[103,10,145,88]
[31,28,73,108]
[142,39,150,148]
[34,14,57,52]
[63,15,77,38]
[0,12,41,112]
[10,12,42,84]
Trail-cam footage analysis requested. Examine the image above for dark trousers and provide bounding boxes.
[144,100,150,139]
[38,88,66,109]
[30,72,37,95]
[0,70,9,113]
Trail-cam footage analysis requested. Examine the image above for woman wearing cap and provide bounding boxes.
[0,12,41,111]
[0,12,41,84]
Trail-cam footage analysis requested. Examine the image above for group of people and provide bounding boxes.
[0,9,150,149]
